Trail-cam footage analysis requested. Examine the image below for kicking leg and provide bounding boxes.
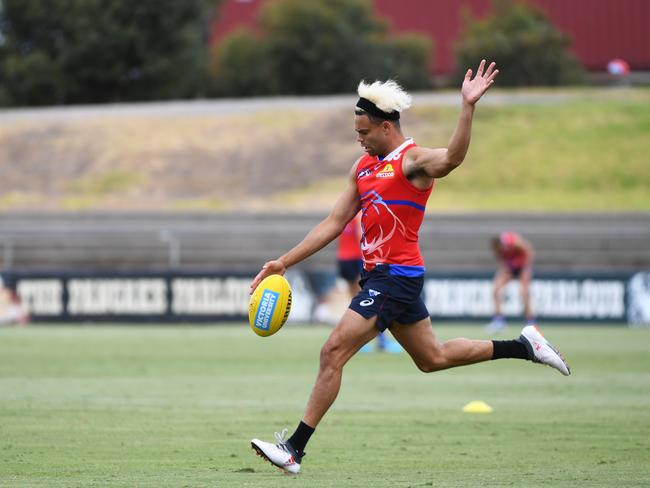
[391,317,494,372]
[390,317,569,376]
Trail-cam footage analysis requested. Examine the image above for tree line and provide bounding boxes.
[0,0,583,106]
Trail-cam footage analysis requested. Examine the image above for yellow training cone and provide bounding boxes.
[462,400,493,414]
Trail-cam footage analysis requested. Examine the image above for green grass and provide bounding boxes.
[1,324,649,487]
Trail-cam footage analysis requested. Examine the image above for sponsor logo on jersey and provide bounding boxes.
[376,164,395,178]
[357,168,373,179]
[369,289,381,297]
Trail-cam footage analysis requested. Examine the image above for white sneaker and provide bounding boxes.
[251,429,301,474]
[519,325,571,376]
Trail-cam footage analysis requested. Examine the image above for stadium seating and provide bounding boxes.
[0,212,648,273]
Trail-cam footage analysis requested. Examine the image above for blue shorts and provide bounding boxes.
[306,271,337,297]
[338,259,363,283]
[508,266,532,279]
[349,265,430,332]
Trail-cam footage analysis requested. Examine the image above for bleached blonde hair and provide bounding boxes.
[357,79,412,114]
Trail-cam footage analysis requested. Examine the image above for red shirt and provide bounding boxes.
[337,214,362,260]
[499,231,529,269]
[355,139,433,272]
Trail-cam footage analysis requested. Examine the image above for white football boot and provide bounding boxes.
[251,429,301,474]
[519,325,571,376]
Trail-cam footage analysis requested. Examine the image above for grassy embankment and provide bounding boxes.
[280,88,650,212]
[1,88,648,212]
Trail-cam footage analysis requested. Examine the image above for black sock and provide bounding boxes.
[492,339,530,360]
[287,421,315,457]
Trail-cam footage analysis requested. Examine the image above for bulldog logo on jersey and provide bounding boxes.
[376,163,395,179]
[360,190,407,266]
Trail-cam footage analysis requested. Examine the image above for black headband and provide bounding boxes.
[355,97,400,121]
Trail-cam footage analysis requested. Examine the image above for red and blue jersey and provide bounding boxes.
[499,231,529,269]
[337,213,362,260]
[355,138,433,276]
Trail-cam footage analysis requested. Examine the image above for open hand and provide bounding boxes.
[462,60,499,105]
[249,259,287,294]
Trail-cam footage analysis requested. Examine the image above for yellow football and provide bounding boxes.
[249,274,292,337]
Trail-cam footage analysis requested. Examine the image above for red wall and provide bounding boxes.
[528,0,650,71]
[212,0,650,74]
[373,0,490,75]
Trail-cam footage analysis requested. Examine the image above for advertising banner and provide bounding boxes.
[423,274,628,323]
[4,270,648,325]
[10,271,251,322]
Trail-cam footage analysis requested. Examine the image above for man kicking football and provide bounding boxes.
[249,60,570,475]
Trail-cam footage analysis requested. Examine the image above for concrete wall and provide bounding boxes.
[0,212,648,273]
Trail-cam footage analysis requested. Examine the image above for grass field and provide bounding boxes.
[1,324,649,487]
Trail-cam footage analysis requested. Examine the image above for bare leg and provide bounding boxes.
[302,308,378,427]
[391,317,493,372]
[493,266,512,316]
[519,267,534,321]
